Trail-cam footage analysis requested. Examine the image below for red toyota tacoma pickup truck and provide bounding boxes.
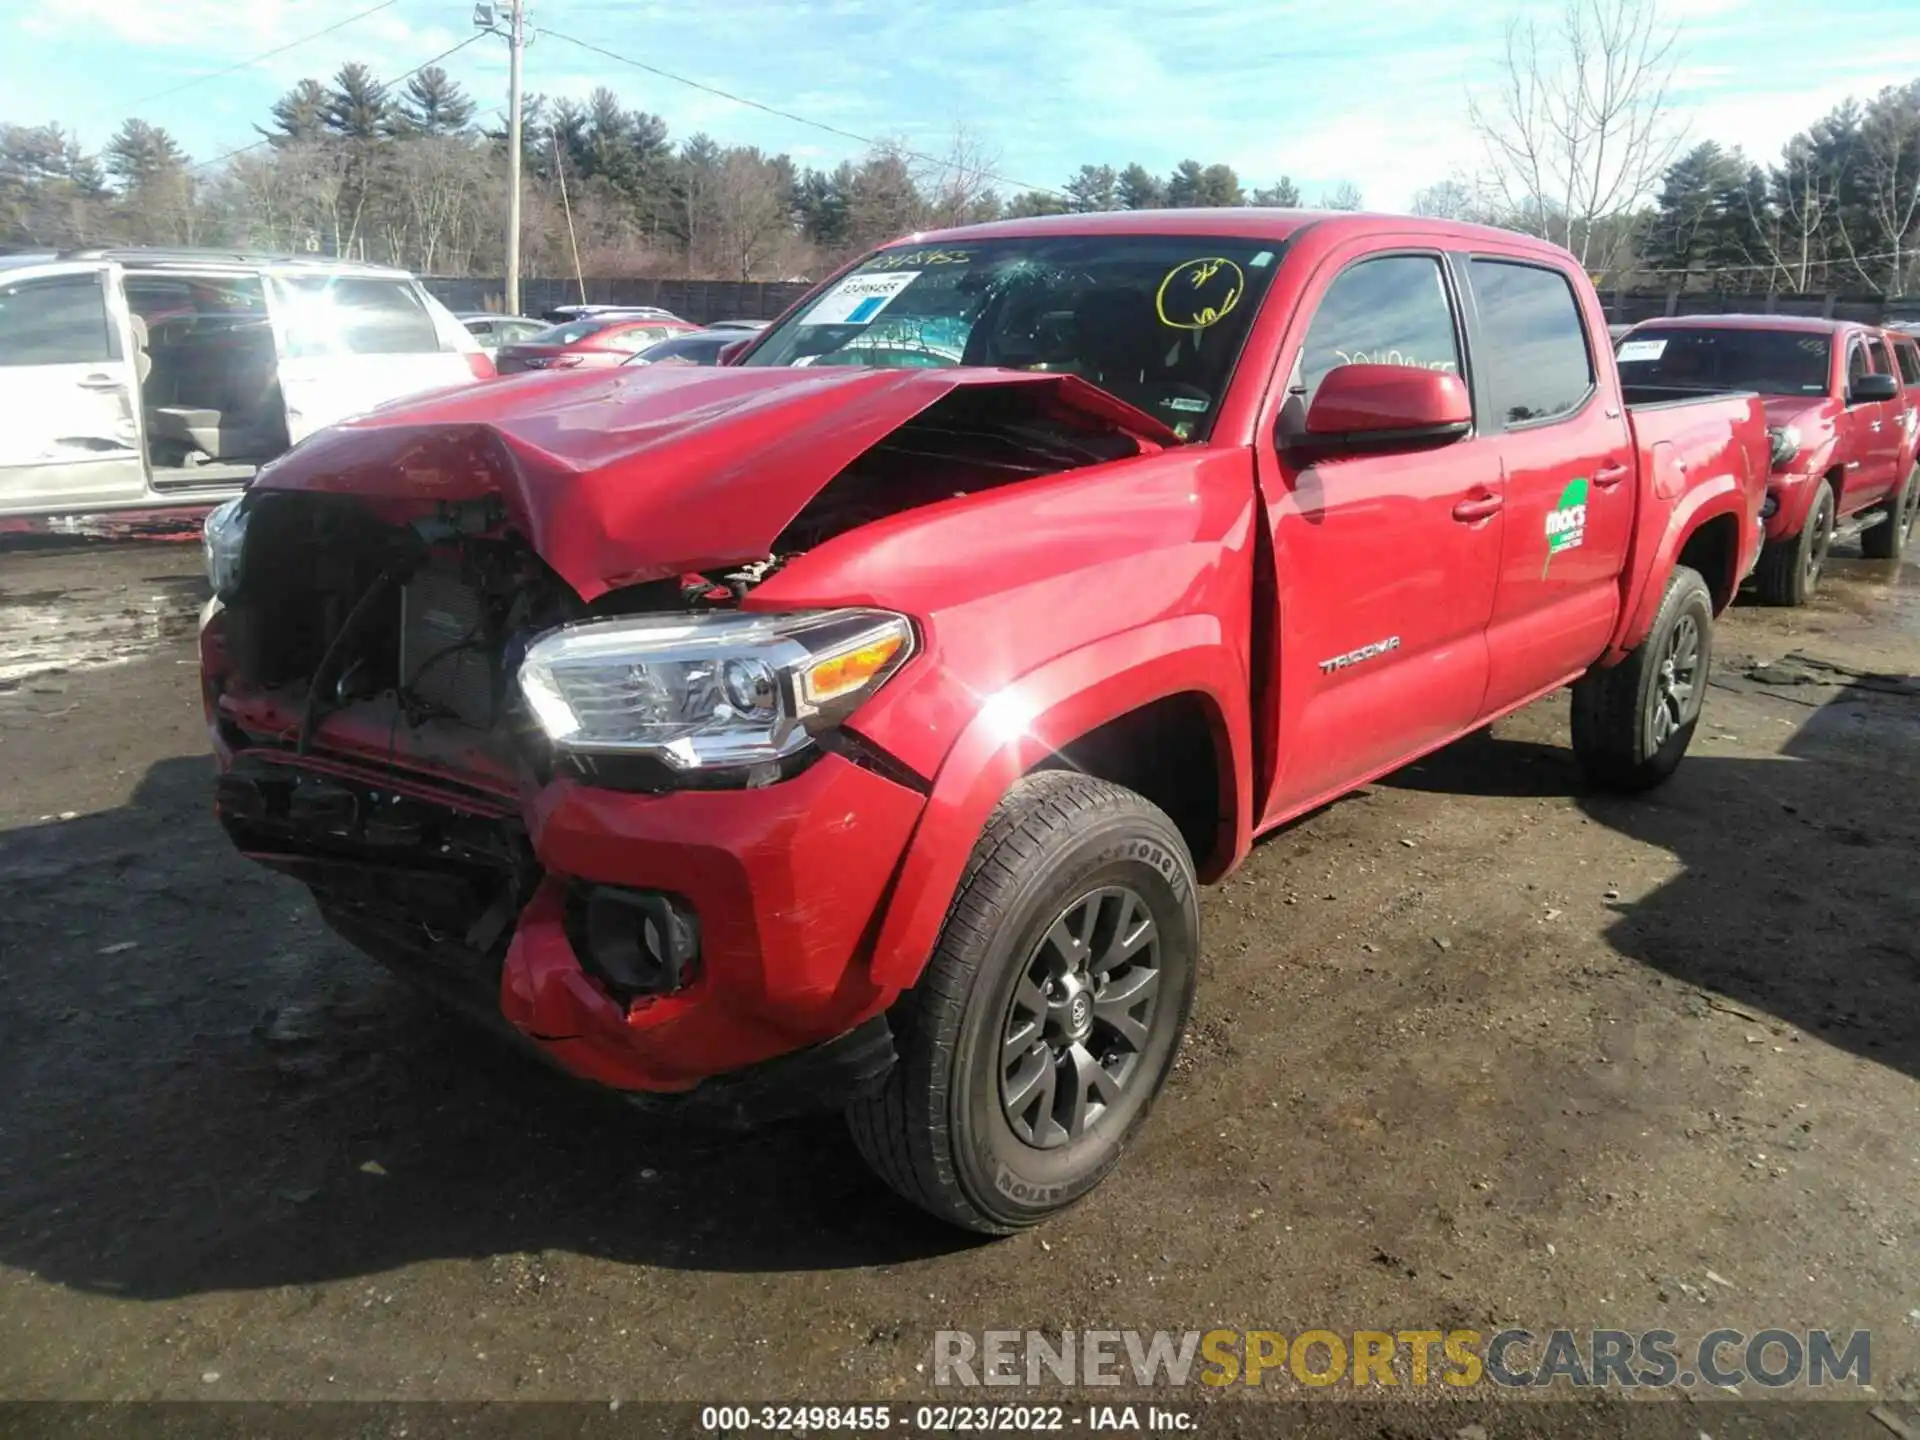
[1616,316,1920,602]
[200,212,1770,1232]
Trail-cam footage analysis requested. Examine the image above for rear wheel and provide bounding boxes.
[1571,564,1713,792]
[847,771,1198,1233]
[1754,480,1834,606]
[1861,464,1919,561]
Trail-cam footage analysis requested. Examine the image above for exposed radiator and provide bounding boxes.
[398,569,495,727]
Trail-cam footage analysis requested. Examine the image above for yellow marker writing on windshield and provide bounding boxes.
[1157,257,1245,330]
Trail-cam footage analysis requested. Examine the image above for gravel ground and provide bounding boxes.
[0,536,1915,1439]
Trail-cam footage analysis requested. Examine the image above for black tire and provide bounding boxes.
[847,771,1199,1233]
[1861,463,1919,561]
[1754,479,1834,605]
[1571,564,1714,793]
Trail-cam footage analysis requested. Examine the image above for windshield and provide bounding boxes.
[629,334,730,365]
[743,235,1287,439]
[530,318,611,346]
[1616,327,1831,396]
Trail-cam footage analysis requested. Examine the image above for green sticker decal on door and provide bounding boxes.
[1543,477,1589,575]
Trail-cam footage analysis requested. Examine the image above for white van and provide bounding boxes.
[0,249,493,522]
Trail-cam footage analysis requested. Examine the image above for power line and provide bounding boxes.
[101,0,402,118]
[541,27,1068,200]
[186,31,487,174]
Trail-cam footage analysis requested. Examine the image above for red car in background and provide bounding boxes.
[1616,316,1919,602]
[495,314,697,374]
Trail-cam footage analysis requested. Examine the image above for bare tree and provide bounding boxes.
[1468,0,1684,276]
[1320,181,1364,211]
[1853,82,1920,294]
[917,124,1002,229]
[1409,177,1480,219]
[711,148,798,281]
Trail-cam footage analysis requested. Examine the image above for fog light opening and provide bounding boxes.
[577,886,701,1001]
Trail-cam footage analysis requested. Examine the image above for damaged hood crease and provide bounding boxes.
[250,366,1177,600]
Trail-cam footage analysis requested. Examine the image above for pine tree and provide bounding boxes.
[261,80,330,148]
[397,67,475,137]
[1064,164,1117,213]
[1116,163,1163,210]
[104,119,188,189]
[1251,177,1302,207]
[325,63,393,142]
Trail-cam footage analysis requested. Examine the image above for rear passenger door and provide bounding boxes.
[1253,245,1502,821]
[1466,256,1635,716]
[1893,335,1920,462]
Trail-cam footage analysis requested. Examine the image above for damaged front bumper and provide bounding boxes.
[206,625,928,1115]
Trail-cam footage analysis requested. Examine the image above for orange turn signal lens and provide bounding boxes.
[803,633,905,705]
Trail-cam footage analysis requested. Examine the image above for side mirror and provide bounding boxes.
[1849,372,1899,404]
[1298,364,1473,452]
[717,338,752,366]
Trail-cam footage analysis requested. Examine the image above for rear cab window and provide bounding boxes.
[1467,259,1594,426]
[0,271,118,366]
[1894,337,1920,386]
[275,274,446,357]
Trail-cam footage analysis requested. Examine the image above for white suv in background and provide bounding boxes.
[0,249,493,524]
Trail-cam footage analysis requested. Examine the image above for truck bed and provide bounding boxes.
[1603,386,1771,663]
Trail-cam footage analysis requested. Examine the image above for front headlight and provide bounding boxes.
[1768,424,1801,471]
[203,497,248,597]
[516,608,914,780]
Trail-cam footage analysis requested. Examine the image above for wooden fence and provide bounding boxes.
[422,276,814,324]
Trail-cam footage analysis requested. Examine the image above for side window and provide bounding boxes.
[1897,341,1920,386]
[277,276,444,357]
[1869,339,1894,374]
[1847,342,1872,385]
[1295,254,1462,402]
[0,272,118,367]
[1467,260,1595,426]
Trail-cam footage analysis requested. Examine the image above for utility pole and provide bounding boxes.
[505,0,524,317]
[475,0,527,315]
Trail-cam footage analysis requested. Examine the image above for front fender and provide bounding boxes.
[866,617,1253,991]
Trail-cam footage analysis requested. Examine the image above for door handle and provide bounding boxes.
[1451,493,1504,522]
[77,373,123,390]
[1593,462,1630,488]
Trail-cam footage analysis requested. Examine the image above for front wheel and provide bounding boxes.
[1571,564,1714,792]
[847,771,1199,1233]
[1754,480,1834,605]
[1861,464,1919,561]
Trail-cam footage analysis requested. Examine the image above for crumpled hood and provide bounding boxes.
[252,364,1177,600]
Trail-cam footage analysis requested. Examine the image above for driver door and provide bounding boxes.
[1251,245,1503,822]
[0,262,148,517]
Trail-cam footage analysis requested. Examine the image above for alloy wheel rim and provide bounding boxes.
[1806,494,1834,586]
[1651,611,1702,747]
[1903,476,1920,546]
[999,885,1162,1150]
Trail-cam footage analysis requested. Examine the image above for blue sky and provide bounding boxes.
[11,0,1920,209]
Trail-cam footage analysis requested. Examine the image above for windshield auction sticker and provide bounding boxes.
[801,271,920,326]
[1616,338,1667,362]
